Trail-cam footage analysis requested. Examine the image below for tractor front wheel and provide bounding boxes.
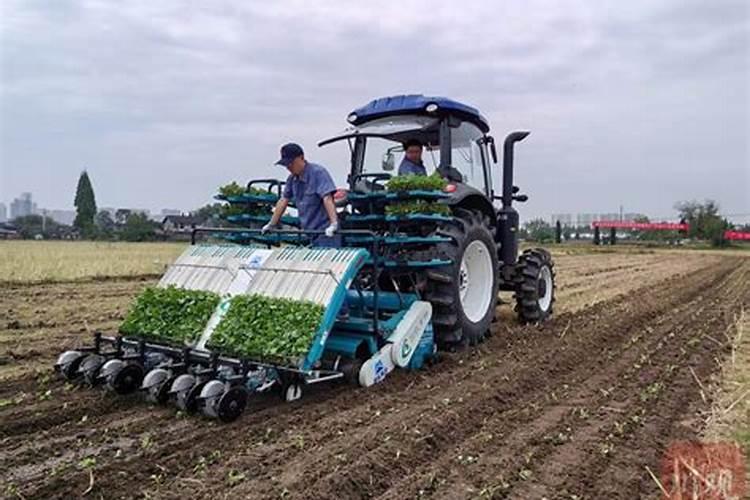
[514,248,556,323]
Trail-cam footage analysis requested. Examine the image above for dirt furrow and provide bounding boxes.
[1,252,746,500]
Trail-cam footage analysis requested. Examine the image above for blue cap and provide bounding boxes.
[276,143,304,167]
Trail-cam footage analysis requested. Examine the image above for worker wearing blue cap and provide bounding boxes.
[262,142,340,247]
[263,143,348,317]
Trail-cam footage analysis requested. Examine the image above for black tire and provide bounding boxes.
[218,386,248,423]
[339,358,363,386]
[423,208,499,347]
[110,363,144,395]
[514,248,556,323]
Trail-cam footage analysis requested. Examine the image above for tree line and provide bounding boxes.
[8,172,164,241]
[7,172,746,247]
[525,200,746,247]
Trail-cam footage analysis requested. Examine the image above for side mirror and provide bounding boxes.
[382,152,395,171]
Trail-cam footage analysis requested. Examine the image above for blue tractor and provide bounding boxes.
[54,95,556,422]
[265,94,556,346]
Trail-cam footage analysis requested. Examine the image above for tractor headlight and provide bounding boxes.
[347,113,358,123]
[425,103,439,113]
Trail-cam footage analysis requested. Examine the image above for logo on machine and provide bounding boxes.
[374,359,386,383]
[247,254,264,269]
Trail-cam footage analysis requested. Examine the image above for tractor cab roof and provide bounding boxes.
[348,94,490,134]
[318,95,490,147]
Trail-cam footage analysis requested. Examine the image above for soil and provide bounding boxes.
[1,251,747,499]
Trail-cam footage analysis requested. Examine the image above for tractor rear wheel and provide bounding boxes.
[423,209,499,347]
[514,248,556,323]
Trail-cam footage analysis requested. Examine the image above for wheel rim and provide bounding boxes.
[459,240,494,323]
[538,265,553,312]
[285,384,302,402]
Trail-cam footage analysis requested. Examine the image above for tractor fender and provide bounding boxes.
[444,185,496,228]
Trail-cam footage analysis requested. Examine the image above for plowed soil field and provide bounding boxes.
[1,250,748,499]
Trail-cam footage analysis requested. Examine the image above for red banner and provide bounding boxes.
[592,221,689,231]
[725,230,750,241]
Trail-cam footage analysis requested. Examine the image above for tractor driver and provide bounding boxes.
[398,139,427,176]
[262,142,340,248]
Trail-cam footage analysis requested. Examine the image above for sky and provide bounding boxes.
[1,0,748,221]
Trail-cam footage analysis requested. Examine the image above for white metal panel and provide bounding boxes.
[246,247,362,306]
[158,245,265,295]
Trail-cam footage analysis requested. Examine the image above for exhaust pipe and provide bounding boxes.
[501,131,530,209]
[497,131,529,272]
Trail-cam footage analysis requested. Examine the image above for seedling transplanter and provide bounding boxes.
[54,95,555,422]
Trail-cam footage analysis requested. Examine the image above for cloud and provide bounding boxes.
[0,0,747,221]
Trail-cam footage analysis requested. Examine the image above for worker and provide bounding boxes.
[262,142,340,247]
[262,143,348,318]
[398,139,427,176]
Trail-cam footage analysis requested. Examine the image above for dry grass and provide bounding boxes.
[0,240,186,283]
[703,307,750,474]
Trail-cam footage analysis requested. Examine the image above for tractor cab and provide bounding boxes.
[319,95,498,198]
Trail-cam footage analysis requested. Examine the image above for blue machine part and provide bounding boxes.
[322,290,436,373]
[318,290,412,362]
[301,248,370,372]
[348,94,490,133]
[407,323,435,371]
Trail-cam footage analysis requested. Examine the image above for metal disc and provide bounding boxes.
[183,381,208,413]
[142,368,170,404]
[217,386,248,423]
[78,354,106,386]
[155,375,178,405]
[56,351,85,381]
[101,359,126,387]
[199,380,226,419]
[171,374,196,411]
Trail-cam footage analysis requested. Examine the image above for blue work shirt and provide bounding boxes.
[282,162,337,232]
[398,158,427,176]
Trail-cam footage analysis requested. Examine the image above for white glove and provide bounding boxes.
[324,222,338,238]
[261,222,275,234]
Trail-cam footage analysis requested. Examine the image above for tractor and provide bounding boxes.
[317,94,556,346]
[54,95,555,422]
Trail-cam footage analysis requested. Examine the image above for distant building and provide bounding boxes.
[10,192,36,219]
[576,213,598,227]
[162,215,205,233]
[622,213,645,222]
[109,208,151,224]
[100,207,117,218]
[0,203,6,222]
[160,209,183,217]
[46,209,76,226]
[573,212,646,227]
[0,222,19,239]
[550,213,574,227]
